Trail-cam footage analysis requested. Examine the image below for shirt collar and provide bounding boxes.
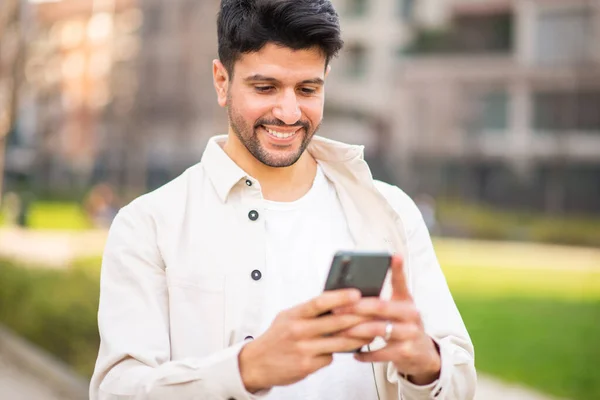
[201,134,365,202]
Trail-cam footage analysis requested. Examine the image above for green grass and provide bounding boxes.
[442,263,600,400]
[0,201,92,230]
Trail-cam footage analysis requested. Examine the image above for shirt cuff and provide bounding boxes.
[149,341,271,400]
[387,337,451,400]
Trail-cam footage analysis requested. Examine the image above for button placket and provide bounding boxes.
[235,189,266,342]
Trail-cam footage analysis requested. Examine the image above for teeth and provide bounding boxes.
[265,127,295,139]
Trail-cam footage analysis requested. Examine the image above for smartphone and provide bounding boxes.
[322,251,392,352]
[323,251,392,297]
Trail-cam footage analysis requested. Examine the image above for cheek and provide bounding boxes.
[301,99,324,126]
[237,95,274,123]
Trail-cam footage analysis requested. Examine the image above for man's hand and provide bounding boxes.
[238,289,372,393]
[337,255,442,385]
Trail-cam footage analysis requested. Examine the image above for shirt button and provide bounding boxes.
[245,335,254,341]
[245,179,252,187]
[251,269,262,281]
[248,210,259,221]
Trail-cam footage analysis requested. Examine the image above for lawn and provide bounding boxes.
[441,254,600,400]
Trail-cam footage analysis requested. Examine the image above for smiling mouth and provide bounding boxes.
[262,126,300,139]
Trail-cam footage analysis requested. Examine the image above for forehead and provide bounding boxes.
[234,43,327,82]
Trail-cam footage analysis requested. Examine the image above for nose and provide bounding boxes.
[272,89,301,125]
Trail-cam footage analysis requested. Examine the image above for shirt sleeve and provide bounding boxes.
[378,184,477,400]
[90,204,266,400]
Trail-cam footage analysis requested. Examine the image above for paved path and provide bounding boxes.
[0,227,107,267]
[0,352,66,400]
[475,375,565,400]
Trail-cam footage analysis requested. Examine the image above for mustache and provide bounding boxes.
[254,119,309,131]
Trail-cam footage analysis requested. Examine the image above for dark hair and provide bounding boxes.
[217,0,344,76]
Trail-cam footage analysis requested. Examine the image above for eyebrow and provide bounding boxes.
[244,74,324,86]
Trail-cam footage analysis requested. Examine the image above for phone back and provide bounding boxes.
[324,251,391,297]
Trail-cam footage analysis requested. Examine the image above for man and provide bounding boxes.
[90,1,476,399]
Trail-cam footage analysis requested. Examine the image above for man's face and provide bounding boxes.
[215,43,328,168]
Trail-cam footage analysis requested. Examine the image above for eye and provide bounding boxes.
[255,86,274,93]
[299,87,317,95]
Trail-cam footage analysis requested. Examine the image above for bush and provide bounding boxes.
[0,259,101,378]
[436,200,600,247]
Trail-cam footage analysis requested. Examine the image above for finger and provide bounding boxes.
[339,321,420,341]
[354,346,401,363]
[301,313,372,337]
[311,354,334,372]
[336,298,419,322]
[292,289,361,318]
[390,254,412,301]
[307,336,372,355]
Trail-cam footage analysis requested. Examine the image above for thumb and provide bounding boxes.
[390,254,412,301]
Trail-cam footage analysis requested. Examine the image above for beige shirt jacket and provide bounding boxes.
[90,135,476,400]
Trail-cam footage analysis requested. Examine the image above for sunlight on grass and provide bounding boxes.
[442,264,600,301]
[26,202,92,230]
[1,202,91,230]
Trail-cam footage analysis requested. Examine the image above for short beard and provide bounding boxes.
[227,100,318,168]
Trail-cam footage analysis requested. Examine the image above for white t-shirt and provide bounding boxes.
[261,165,378,400]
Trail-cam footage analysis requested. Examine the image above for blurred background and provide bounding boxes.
[0,0,598,399]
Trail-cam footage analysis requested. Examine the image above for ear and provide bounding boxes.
[325,64,332,78]
[213,59,229,107]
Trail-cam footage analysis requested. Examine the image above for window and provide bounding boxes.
[481,91,509,131]
[536,8,592,66]
[533,91,600,132]
[467,90,509,134]
[405,13,513,55]
[453,13,513,53]
[398,0,415,20]
[346,0,368,17]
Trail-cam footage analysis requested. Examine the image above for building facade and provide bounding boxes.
[2,0,140,197]
[392,0,600,212]
[3,0,597,214]
[326,0,600,213]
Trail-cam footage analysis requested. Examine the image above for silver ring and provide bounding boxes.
[384,321,394,342]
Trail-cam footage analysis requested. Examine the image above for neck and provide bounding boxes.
[223,132,317,202]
